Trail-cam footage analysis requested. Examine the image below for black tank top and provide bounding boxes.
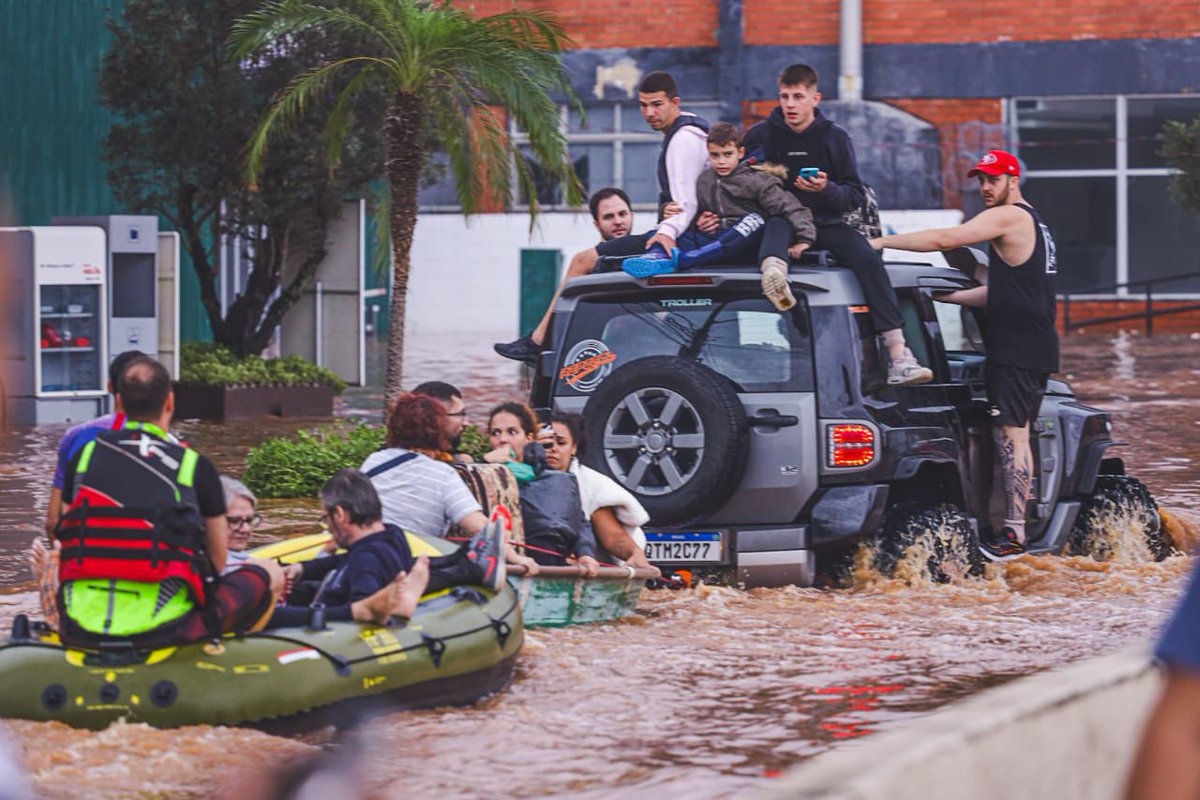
[985,203,1059,372]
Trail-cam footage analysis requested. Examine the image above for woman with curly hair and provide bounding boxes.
[483,402,600,575]
[361,393,539,573]
[481,401,546,482]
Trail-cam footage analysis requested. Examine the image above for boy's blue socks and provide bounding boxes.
[622,245,679,278]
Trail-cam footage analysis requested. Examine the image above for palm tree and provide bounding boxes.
[231,0,582,402]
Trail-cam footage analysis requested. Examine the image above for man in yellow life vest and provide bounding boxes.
[55,357,285,648]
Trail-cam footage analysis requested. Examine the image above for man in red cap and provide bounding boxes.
[869,149,1059,562]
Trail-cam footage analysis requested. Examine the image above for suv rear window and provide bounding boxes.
[557,292,813,396]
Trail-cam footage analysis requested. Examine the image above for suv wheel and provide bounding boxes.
[1068,475,1170,562]
[874,503,983,584]
[582,356,750,527]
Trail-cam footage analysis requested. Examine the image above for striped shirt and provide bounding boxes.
[360,448,481,538]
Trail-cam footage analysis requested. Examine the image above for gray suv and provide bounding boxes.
[529,252,1168,587]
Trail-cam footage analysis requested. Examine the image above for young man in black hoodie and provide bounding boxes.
[622,122,815,300]
[742,64,932,386]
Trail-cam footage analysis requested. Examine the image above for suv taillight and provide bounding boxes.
[828,424,876,468]
[646,275,714,286]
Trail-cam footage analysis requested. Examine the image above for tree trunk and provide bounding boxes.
[247,227,329,356]
[174,185,226,346]
[383,92,425,405]
[198,208,331,359]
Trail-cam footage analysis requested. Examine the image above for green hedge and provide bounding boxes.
[244,423,493,498]
[179,342,347,393]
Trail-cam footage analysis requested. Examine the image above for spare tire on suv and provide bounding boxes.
[582,356,749,528]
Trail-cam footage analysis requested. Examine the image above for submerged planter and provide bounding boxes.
[172,383,335,420]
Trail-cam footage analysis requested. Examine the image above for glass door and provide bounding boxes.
[39,284,103,393]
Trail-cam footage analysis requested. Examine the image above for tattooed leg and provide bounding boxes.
[994,424,1033,543]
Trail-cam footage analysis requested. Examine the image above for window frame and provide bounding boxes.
[1010,94,1198,299]
[506,100,722,213]
[556,291,815,397]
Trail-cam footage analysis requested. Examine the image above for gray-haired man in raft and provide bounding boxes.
[267,469,509,628]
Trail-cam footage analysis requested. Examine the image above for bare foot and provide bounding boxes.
[393,556,430,619]
[352,579,402,626]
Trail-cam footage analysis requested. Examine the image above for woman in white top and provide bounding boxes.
[543,414,660,576]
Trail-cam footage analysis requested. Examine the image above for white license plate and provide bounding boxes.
[645,531,722,563]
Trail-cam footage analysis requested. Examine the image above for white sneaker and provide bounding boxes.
[761,259,796,311]
[888,355,933,386]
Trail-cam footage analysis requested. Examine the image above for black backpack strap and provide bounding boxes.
[365,451,418,478]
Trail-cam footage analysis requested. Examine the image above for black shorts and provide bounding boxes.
[986,363,1050,428]
[595,230,654,271]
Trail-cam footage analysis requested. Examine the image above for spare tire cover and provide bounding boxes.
[581,355,749,528]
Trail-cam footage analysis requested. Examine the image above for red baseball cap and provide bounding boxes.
[967,150,1020,178]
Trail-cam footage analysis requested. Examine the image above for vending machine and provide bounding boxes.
[54,215,160,362]
[0,226,109,424]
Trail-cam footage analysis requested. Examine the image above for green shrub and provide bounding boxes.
[1162,117,1200,219]
[244,422,493,497]
[243,424,385,498]
[179,341,347,393]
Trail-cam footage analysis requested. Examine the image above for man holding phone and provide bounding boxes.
[742,63,931,386]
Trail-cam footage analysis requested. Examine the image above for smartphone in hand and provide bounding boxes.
[799,167,820,180]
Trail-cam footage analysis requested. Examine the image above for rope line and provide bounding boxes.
[446,536,621,568]
[1,590,522,674]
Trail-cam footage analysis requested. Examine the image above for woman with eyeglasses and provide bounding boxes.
[220,476,260,571]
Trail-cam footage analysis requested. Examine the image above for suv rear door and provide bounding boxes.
[548,285,819,526]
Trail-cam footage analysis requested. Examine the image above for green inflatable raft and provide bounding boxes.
[0,532,523,731]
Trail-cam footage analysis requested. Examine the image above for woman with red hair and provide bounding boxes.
[361,393,538,573]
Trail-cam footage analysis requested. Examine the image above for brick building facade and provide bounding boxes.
[4,1,1199,340]
[445,0,1200,299]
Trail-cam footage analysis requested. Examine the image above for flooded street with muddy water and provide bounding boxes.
[0,331,1198,798]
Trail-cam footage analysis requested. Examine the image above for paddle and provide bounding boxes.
[506,563,659,581]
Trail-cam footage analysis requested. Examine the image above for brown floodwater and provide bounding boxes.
[0,331,1197,798]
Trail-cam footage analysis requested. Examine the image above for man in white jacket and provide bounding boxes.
[495,71,710,364]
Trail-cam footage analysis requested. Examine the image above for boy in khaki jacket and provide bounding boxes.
[623,122,815,310]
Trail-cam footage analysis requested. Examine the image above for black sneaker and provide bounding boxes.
[493,335,542,364]
[466,518,507,592]
[596,255,629,273]
[979,527,1026,562]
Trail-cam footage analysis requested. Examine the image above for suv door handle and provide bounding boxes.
[748,414,799,428]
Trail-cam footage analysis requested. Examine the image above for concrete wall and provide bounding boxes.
[403,209,963,336]
[405,211,599,336]
[759,648,1161,800]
